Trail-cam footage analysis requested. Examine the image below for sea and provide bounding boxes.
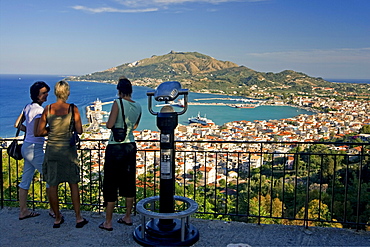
[1,74,368,138]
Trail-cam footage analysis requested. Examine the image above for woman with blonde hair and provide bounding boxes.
[36,80,88,228]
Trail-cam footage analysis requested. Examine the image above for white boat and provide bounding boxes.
[175,98,185,107]
[188,112,214,125]
[156,98,185,108]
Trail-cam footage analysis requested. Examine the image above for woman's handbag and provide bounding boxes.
[70,131,80,147]
[111,98,127,142]
[7,140,23,160]
[69,104,80,147]
[7,114,24,160]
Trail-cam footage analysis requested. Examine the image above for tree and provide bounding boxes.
[248,194,285,224]
[302,144,343,182]
[295,199,342,228]
[360,125,370,134]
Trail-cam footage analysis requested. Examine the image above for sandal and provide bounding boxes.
[76,218,89,228]
[53,216,65,228]
[99,222,113,231]
[19,211,40,220]
[48,211,61,218]
[117,217,133,226]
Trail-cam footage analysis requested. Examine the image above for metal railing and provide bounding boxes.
[1,139,369,230]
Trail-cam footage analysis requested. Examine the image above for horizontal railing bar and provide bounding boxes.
[1,139,369,230]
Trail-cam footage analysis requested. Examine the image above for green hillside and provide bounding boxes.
[66,51,369,98]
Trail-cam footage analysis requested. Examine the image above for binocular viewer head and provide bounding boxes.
[147,81,188,102]
[147,81,188,116]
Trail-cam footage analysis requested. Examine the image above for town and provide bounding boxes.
[81,95,370,185]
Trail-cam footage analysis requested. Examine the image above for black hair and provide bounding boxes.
[117,76,132,96]
[30,81,50,103]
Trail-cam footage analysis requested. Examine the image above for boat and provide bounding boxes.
[188,112,214,125]
[156,98,185,108]
[175,98,185,107]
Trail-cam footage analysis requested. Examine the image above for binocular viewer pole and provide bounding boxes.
[133,81,199,246]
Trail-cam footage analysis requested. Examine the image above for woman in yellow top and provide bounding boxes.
[36,80,88,229]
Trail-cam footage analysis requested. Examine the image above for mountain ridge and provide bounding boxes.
[65,51,365,97]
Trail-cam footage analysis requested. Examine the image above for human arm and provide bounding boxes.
[106,101,118,129]
[33,118,42,136]
[35,106,49,137]
[73,105,83,134]
[14,112,26,132]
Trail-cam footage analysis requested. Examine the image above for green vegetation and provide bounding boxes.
[360,125,370,134]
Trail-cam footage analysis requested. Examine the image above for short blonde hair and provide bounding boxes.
[54,80,70,101]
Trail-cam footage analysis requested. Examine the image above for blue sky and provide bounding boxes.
[0,0,369,79]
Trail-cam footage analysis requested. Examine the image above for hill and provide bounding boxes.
[66,51,368,97]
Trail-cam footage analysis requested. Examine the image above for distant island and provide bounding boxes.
[65,51,370,100]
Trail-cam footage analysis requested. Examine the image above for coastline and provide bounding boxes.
[0,93,320,140]
[1,75,367,139]
[64,79,323,114]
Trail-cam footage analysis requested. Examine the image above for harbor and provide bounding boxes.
[84,97,262,131]
[83,96,307,132]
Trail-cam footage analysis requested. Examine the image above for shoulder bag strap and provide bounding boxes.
[69,104,75,132]
[15,106,27,138]
[118,98,127,129]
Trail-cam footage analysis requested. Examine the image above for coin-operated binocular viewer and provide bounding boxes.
[133,81,199,246]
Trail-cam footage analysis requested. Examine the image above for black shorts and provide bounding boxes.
[103,143,137,203]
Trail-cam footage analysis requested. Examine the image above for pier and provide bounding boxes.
[193,97,260,102]
[85,99,109,132]
[189,102,260,108]
[191,97,262,108]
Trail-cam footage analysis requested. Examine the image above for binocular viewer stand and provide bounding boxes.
[133,81,199,246]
